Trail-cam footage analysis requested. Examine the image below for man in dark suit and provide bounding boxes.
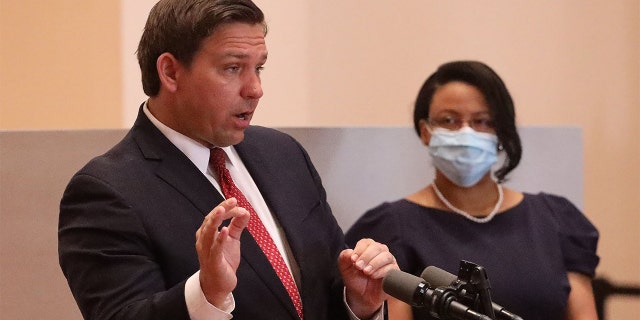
[58,0,397,319]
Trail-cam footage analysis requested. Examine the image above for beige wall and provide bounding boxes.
[0,1,121,129]
[1,0,638,318]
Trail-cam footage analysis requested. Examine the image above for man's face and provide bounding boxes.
[171,23,267,147]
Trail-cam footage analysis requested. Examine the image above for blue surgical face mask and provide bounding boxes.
[427,126,498,187]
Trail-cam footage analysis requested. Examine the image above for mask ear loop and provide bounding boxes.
[422,119,440,134]
[424,122,433,134]
[420,120,433,146]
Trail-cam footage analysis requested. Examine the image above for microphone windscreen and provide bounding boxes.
[421,266,457,288]
[382,269,425,304]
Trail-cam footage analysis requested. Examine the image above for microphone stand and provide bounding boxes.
[426,286,491,320]
[441,261,497,320]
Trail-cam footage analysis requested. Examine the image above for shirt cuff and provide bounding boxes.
[185,271,235,320]
[343,287,385,320]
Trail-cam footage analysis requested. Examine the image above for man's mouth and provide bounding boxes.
[236,113,248,120]
[236,112,252,120]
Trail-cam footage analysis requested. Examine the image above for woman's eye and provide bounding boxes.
[475,119,494,127]
[442,117,457,125]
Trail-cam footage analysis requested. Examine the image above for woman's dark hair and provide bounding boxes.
[413,60,522,182]
[137,0,267,96]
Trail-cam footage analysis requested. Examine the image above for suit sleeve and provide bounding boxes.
[58,173,191,320]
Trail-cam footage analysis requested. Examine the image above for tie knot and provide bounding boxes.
[209,148,227,175]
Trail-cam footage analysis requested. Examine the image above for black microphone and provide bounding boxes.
[421,266,458,287]
[383,269,493,320]
[421,266,523,320]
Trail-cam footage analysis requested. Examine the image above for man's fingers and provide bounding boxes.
[196,205,225,255]
[213,197,239,220]
[351,238,383,264]
[363,253,397,278]
[209,226,230,256]
[196,198,250,255]
[227,207,250,240]
[349,238,397,277]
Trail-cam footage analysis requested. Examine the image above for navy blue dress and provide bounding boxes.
[345,193,599,320]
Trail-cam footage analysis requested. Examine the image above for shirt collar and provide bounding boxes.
[143,101,219,175]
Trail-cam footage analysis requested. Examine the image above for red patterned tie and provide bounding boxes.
[209,148,303,319]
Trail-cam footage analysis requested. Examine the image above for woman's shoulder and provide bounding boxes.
[354,199,416,222]
[518,192,595,228]
[345,199,431,244]
[364,198,446,219]
[520,192,581,213]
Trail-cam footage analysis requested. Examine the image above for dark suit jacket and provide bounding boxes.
[59,109,349,320]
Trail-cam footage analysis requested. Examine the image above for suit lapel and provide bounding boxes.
[233,130,302,319]
[132,110,224,215]
[235,132,307,228]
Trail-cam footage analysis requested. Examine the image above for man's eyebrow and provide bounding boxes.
[220,52,268,62]
[226,52,249,58]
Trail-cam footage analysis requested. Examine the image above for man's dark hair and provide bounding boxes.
[137,0,267,96]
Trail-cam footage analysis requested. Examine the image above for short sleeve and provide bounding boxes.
[542,194,600,277]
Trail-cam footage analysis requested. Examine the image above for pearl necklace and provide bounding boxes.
[431,182,503,223]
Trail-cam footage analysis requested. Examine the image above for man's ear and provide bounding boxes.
[156,52,180,93]
[418,119,431,146]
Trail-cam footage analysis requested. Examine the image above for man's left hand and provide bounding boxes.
[338,238,399,319]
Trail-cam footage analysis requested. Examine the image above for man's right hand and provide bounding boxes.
[195,198,250,308]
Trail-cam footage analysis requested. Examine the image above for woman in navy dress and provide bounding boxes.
[346,61,599,320]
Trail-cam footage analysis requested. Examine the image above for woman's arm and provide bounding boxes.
[565,272,598,320]
[387,297,414,320]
